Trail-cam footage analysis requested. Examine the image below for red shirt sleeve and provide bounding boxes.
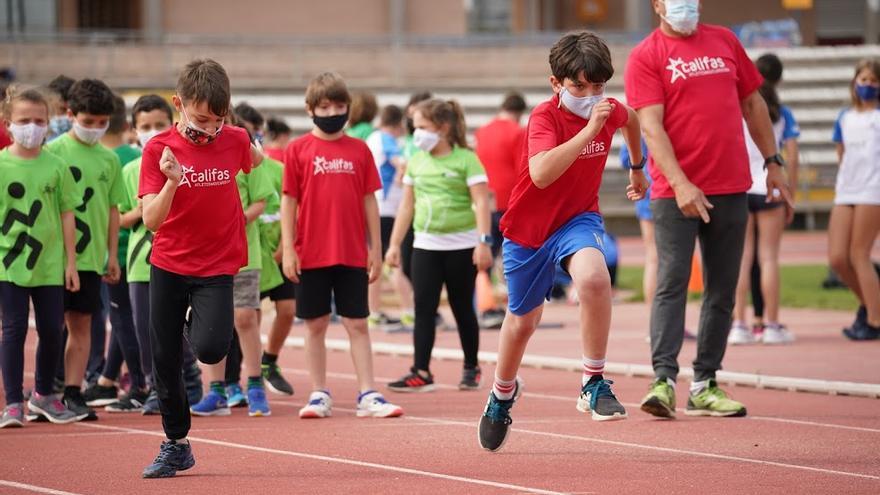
[240,132,253,174]
[527,108,558,158]
[138,140,165,198]
[281,141,299,199]
[0,126,12,149]
[607,98,629,130]
[727,30,763,100]
[362,144,382,194]
[624,43,665,110]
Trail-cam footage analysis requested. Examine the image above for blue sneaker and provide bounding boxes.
[478,377,522,452]
[247,386,271,417]
[576,377,627,421]
[142,440,195,478]
[226,383,247,408]
[142,389,160,416]
[189,391,231,416]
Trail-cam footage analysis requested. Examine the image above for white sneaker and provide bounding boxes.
[762,324,795,344]
[728,323,757,345]
[299,390,332,419]
[356,391,403,418]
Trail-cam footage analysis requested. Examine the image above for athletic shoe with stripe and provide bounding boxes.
[387,368,435,393]
[299,390,332,418]
[142,440,195,479]
[226,383,247,408]
[247,386,271,417]
[576,377,627,421]
[478,377,523,452]
[356,390,403,418]
[459,366,482,390]
[685,379,747,417]
[82,384,118,407]
[28,392,82,423]
[762,324,795,344]
[190,391,231,416]
[262,361,294,396]
[63,390,98,421]
[0,403,24,428]
[728,323,757,345]
[640,377,676,418]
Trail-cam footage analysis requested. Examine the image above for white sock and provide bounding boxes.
[690,380,709,395]
[492,375,517,400]
[581,356,606,386]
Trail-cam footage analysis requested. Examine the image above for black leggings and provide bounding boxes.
[102,273,145,389]
[150,266,234,440]
[411,248,479,372]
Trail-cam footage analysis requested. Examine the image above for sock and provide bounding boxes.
[169,438,189,445]
[492,375,517,400]
[247,376,262,389]
[582,356,606,386]
[64,385,80,398]
[209,381,226,397]
[262,352,278,364]
[690,379,709,395]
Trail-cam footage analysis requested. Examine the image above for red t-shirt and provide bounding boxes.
[624,24,763,199]
[139,125,252,277]
[0,126,12,150]
[282,133,381,270]
[500,95,628,249]
[264,146,284,162]
[475,118,526,211]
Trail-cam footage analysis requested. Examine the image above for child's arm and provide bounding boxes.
[469,182,493,271]
[61,210,80,292]
[104,206,121,283]
[621,106,649,201]
[120,203,142,229]
[529,99,614,189]
[143,147,182,232]
[385,185,414,268]
[244,200,266,224]
[836,143,844,166]
[363,194,382,284]
[742,91,792,207]
[280,194,300,283]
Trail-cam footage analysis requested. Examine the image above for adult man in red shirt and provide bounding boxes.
[625,0,792,419]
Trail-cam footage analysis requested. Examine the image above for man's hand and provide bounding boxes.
[160,146,182,183]
[585,99,614,136]
[765,164,794,208]
[673,180,713,223]
[626,169,650,201]
[104,258,121,284]
[282,249,301,283]
[367,245,382,284]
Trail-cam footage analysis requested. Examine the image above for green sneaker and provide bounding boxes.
[640,377,676,418]
[685,380,747,417]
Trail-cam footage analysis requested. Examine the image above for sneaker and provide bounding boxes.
[0,403,24,428]
[190,391,231,416]
[299,390,332,419]
[844,305,868,333]
[762,324,795,344]
[727,323,757,345]
[247,386,271,417]
[142,389,160,416]
[226,383,247,408]
[142,440,195,479]
[183,364,203,405]
[368,312,404,333]
[436,313,456,332]
[400,312,415,330]
[356,390,403,418]
[843,319,880,341]
[28,392,81,424]
[387,368,435,393]
[262,361,294,396]
[82,384,118,407]
[479,309,505,330]
[478,377,523,452]
[751,323,766,340]
[459,366,482,390]
[576,377,627,421]
[63,390,98,421]
[640,377,676,418]
[106,388,150,413]
[685,379,747,417]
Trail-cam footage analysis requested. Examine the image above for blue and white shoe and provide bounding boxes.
[247,386,271,417]
[226,383,247,408]
[576,377,627,421]
[356,390,403,418]
[299,390,332,419]
[190,391,231,417]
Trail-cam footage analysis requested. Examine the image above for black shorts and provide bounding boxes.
[295,265,368,320]
[260,265,297,302]
[747,193,784,213]
[64,271,102,313]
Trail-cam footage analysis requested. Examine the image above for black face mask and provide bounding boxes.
[406,117,415,135]
[313,113,348,134]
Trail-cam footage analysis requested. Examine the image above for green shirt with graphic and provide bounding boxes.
[257,158,284,293]
[46,133,126,275]
[0,148,81,287]
[237,162,275,273]
[121,157,152,283]
[112,144,142,270]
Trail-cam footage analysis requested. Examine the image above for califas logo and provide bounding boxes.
[666,56,728,84]
[579,140,607,159]
[178,164,231,188]
[313,155,355,175]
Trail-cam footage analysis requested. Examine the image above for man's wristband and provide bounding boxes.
[479,234,493,245]
[763,153,785,170]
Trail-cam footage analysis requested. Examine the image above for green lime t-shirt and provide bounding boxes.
[404,146,487,250]
[237,163,274,272]
[257,158,284,292]
[121,157,153,283]
[46,134,127,275]
[346,122,375,141]
[113,144,142,269]
[0,148,81,287]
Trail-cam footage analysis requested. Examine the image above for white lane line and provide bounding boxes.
[76,423,567,495]
[0,480,85,495]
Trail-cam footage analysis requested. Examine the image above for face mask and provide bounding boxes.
[412,128,441,152]
[49,116,72,137]
[559,88,604,120]
[312,113,348,134]
[137,129,163,148]
[855,84,879,101]
[662,0,700,36]
[9,122,49,149]
[179,104,222,144]
[72,121,108,145]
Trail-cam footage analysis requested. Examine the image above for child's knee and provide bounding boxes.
[829,252,850,273]
[574,270,611,299]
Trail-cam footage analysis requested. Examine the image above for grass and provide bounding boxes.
[617,264,861,311]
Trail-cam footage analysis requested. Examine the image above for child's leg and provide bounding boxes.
[828,205,864,301]
[566,248,612,365]
[494,306,544,383]
[411,249,444,373]
[442,249,479,369]
[31,286,65,397]
[333,266,373,391]
[64,310,91,388]
[733,214,756,324]
[220,333,241,385]
[0,282,31,404]
[187,275,236,365]
[105,274,145,390]
[304,316,330,391]
[756,207,785,324]
[392,268,415,317]
[128,282,153,386]
[750,220,765,325]
[296,267,335,391]
[235,307,263,380]
[266,299,295,356]
[341,317,374,392]
[850,205,880,325]
[86,284,109,381]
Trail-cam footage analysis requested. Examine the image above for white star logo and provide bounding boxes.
[666,57,687,84]
[313,156,326,175]
[179,164,194,188]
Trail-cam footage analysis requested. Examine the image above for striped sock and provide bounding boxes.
[582,356,606,386]
[492,375,517,401]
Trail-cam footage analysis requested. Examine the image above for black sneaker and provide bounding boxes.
[262,361,294,396]
[142,440,195,479]
[82,384,118,407]
[63,390,98,421]
[142,389,160,416]
[459,366,482,391]
[843,319,880,341]
[576,376,627,421]
[106,388,150,413]
[478,378,522,452]
[387,368,435,393]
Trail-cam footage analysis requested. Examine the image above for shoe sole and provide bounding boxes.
[248,410,272,417]
[684,407,747,417]
[264,380,294,396]
[190,408,231,417]
[575,399,628,421]
[640,397,675,419]
[458,383,481,391]
[143,458,195,479]
[85,398,119,407]
[387,384,436,393]
[27,403,81,424]
[105,406,143,413]
[356,407,404,418]
[299,410,331,419]
[0,419,24,428]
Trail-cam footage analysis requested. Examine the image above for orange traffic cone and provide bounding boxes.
[688,252,703,294]
[476,271,497,313]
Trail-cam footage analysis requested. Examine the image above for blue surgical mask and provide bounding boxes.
[49,116,72,137]
[558,88,604,120]
[855,84,879,102]
[662,0,700,36]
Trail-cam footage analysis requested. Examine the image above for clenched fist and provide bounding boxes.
[160,146,182,183]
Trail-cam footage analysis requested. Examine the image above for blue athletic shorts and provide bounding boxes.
[503,212,607,316]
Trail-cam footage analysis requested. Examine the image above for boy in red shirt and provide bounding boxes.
[138,59,262,478]
[281,72,402,420]
[478,32,648,452]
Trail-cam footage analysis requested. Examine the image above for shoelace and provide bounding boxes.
[154,442,184,464]
[584,379,616,410]
[485,398,513,424]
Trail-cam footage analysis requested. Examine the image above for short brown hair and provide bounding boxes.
[2,84,49,119]
[176,59,230,117]
[549,31,614,84]
[379,104,404,127]
[349,91,378,126]
[107,94,128,134]
[305,72,351,111]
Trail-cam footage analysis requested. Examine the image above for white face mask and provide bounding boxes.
[137,129,163,149]
[559,88,604,120]
[8,122,49,149]
[413,128,441,152]
[72,121,108,145]
[662,0,700,36]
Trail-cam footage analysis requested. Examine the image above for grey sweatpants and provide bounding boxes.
[649,194,748,382]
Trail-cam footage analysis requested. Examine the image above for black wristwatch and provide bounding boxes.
[763,153,785,170]
[479,234,493,245]
[631,155,647,171]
